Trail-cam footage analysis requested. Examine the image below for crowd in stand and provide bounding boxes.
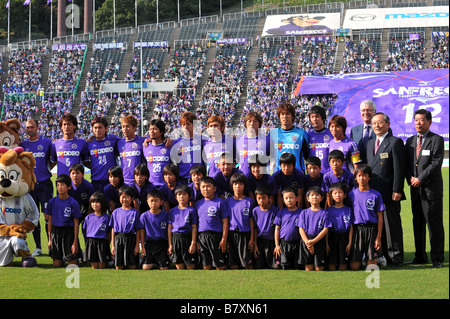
[198,44,251,128]
[296,38,337,77]
[86,56,120,91]
[3,46,47,94]
[340,38,380,73]
[126,54,161,82]
[385,38,426,71]
[108,93,151,137]
[429,36,449,69]
[38,95,73,140]
[2,96,38,139]
[47,48,85,93]
[152,93,193,136]
[240,41,293,132]
[76,92,113,138]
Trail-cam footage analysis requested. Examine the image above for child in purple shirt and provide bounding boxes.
[109,185,141,270]
[246,154,277,205]
[139,189,170,270]
[83,192,111,269]
[348,165,384,271]
[304,156,325,208]
[326,182,353,271]
[273,153,305,209]
[252,185,279,269]
[273,186,302,270]
[226,172,256,269]
[195,176,229,270]
[45,174,82,267]
[298,186,331,271]
[323,150,354,208]
[168,184,198,270]
[132,164,155,214]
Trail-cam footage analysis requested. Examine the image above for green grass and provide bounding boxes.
[0,169,448,300]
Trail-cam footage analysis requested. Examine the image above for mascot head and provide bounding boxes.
[0,119,22,149]
[0,148,36,198]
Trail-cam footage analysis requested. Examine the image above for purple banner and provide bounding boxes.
[302,36,332,43]
[294,69,449,142]
[217,38,248,45]
[52,43,87,51]
[134,41,168,48]
[409,33,420,40]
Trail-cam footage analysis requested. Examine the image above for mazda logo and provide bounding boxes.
[350,14,376,21]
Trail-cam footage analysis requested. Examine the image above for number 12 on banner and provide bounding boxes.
[402,103,442,123]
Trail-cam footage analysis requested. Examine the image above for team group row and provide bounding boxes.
[17,100,445,270]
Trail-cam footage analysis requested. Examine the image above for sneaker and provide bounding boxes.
[378,256,387,267]
[31,248,42,257]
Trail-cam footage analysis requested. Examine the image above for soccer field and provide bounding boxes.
[0,169,448,301]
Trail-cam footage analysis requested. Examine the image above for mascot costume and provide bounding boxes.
[0,119,40,267]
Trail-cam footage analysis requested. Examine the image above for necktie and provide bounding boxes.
[374,138,380,155]
[363,125,370,146]
[416,134,422,160]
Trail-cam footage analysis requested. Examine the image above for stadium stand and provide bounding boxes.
[3,46,47,94]
[198,43,252,129]
[240,40,293,132]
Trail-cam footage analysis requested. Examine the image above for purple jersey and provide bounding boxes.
[51,138,89,176]
[117,136,147,185]
[68,178,94,217]
[132,182,155,213]
[226,196,256,232]
[20,136,53,183]
[202,135,236,176]
[143,142,172,187]
[188,182,204,203]
[168,206,198,234]
[297,208,331,237]
[348,188,385,225]
[327,206,353,234]
[139,210,169,241]
[246,173,278,196]
[308,128,333,173]
[109,207,141,234]
[273,207,301,241]
[170,135,203,180]
[103,183,121,210]
[235,133,270,176]
[273,167,304,191]
[329,137,361,174]
[83,213,111,239]
[195,197,229,233]
[46,196,82,227]
[87,134,120,182]
[304,173,324,191]
[160,182,183,209]
[211,168,243,198]
[322,169,354,192]
[252,205,278,240]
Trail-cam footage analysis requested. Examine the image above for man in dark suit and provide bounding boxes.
[405,109,445,268]
[366,112,405,266]
[351,100,377,164]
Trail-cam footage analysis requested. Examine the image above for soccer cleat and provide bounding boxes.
[31,248,43,257]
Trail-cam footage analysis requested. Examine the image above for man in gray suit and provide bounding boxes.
[350,100,377,164]
[366,112,405,266]
[405,109,445,268]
